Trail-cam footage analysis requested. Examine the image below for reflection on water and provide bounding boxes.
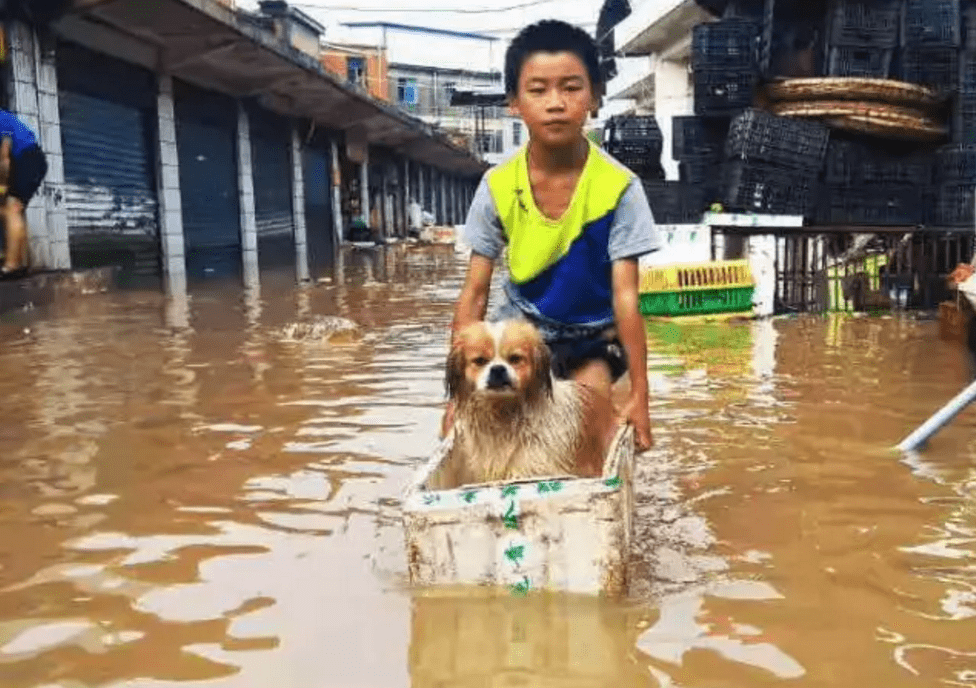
[0,244,973,687]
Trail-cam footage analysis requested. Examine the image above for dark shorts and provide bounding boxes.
[547,328,629,383]
[9,144,47,206]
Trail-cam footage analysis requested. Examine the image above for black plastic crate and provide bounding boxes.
[961,50,976,93]
[954,94,976,143]
[693,68,758,116]
[862,152,934,186]
[608,141,665,179]
[725,108,830,171]
[897,47,960,91]
[935,182,976,225]
[936,144,976,182]
[815,184,925,225]
[721,159,819,215]
[723,0,765,20]
[905,0,961,47]
[964,0,976,49]
[678,156,722,205]
[823,138,865,184]
[671,115,729,159]
[826,45,894,78]
[643,181,707,223]
[828,0,902,48]
[606,115,663,145]
[692,19,762,71]
[643,181,684,223]
[679,155,720,184]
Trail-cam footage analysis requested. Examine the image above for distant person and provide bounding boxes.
[442,20,663,451]
[0,110,47,278]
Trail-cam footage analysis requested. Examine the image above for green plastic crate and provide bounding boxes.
[639,285,755,317]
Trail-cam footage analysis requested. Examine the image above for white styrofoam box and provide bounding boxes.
[402,424,635,597]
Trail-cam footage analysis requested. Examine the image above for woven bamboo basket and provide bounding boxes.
[770,99,948,141]
[764,77,943,110]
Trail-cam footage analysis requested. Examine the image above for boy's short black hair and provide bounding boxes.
[505,20,604,98]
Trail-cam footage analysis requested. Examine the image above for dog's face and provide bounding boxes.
[446,320,552,404]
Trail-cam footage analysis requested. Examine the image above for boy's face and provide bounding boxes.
[510,51,598,149]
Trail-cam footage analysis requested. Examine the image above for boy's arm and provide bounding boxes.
[451,174,505,341]
[452,254,495,339]
[607,177,663,451]
[612,258,648,403]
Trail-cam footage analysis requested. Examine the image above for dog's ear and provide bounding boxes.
[445,341,468,401]
[529,337,554,400]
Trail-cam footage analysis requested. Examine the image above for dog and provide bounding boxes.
[428,319,615,490]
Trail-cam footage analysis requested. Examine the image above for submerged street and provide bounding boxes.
[0,244,973,687]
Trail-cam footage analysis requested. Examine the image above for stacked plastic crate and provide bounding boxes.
[720,108,830,216]
[603,115,665,181]
[897,0,962,92]
[692,18,762,117]
[686,16,761,217]
[672,115,729,215]
[933,0,976,226]
[824,0,902,78]
[817,137,933,225]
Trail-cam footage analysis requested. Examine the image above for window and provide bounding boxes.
[444,81,457,108]
[347,57,365,86]
[397,77,419,108]
[512,121,522,146]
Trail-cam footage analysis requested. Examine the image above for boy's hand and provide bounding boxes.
[619,393,653,452]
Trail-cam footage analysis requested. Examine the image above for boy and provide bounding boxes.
[442,20,662,452]
[0,109,48,277]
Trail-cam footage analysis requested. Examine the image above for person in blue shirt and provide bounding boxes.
[0,110,48,277]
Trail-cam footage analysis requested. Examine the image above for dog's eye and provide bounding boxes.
[508,354,525,365]
[473,356,489,366]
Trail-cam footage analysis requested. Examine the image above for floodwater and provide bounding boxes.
[0,244,974,688]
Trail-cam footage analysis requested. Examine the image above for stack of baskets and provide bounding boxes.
[824,0,902,78]
[818,136,934,225]
[673,115,730,212]
[603,115,664,180]
[692,18,762,117]
[638,259,756,318]
[897,0,963,92]
[720,108,830,216]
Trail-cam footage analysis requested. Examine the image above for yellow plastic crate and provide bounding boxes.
[639,260,754,294]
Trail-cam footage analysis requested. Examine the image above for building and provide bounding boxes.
[320,40,389,103]
[0,0,485,288]
[338,22,524,166]
[605,0,715,179]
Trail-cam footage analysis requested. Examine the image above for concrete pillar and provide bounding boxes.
[155,74,186,291]
[403,158,411,231]
[290,124,310,282]
[8,22,64,269]
[439,170,447,225]
[236,102,258,269]
[655,58,693,181]
[419,163,426,220]
[451,177,461,225]
[359,149,370,230]
[330,139,343,247]
[380,162,389,239]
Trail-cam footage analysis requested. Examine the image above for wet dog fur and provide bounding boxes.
[428,319,613,490]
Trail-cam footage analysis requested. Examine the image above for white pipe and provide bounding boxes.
[897,378,976,452]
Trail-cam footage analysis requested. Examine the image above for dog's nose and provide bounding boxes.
[486,364,511,389]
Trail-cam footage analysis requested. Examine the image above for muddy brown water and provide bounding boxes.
[0,244,973,687]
